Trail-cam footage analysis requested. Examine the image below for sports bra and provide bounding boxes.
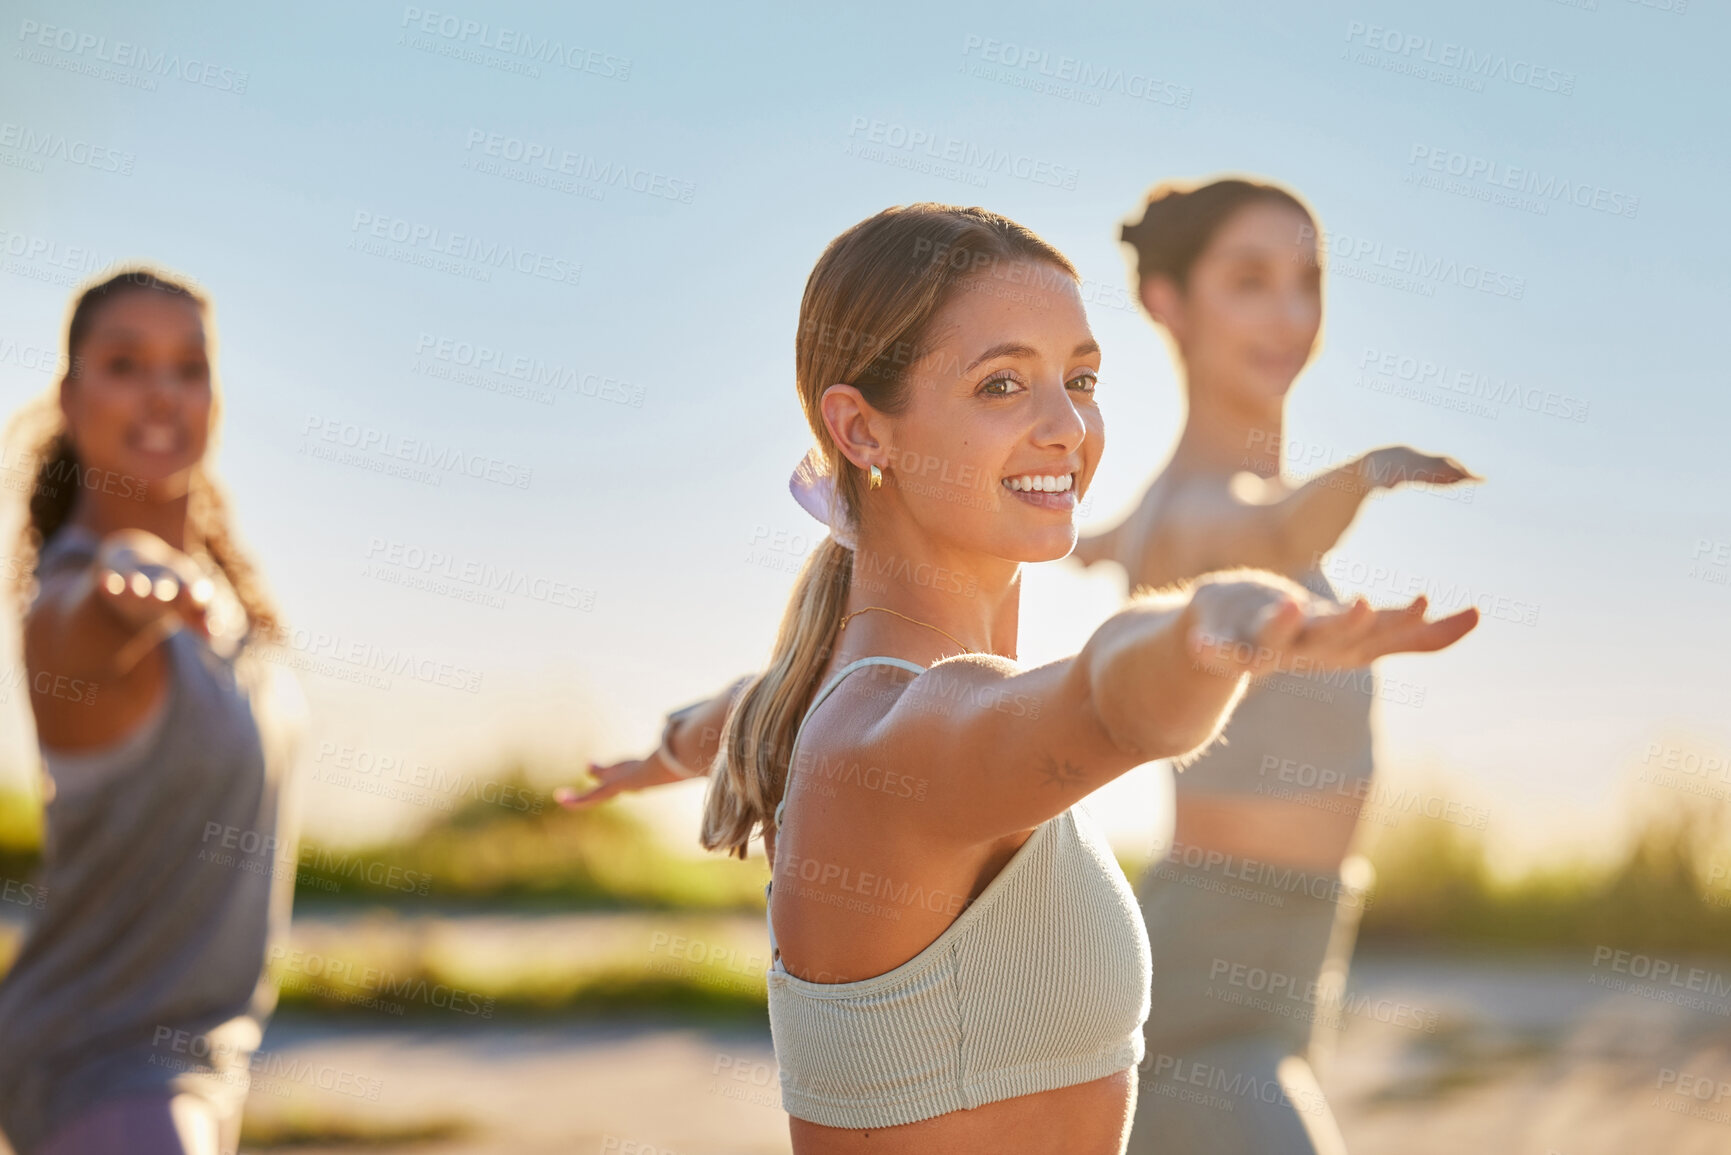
[764,656,1152,1129]
[1173,565,1377,799]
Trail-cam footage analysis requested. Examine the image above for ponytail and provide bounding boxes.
[702,537,852,858]
[696,203,1076,858]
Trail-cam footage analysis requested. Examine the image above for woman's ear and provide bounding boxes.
[1139,275,1182,332]
[817,383,885,471]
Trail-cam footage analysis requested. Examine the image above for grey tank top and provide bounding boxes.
[764,656,1152,1129]
[0,526,306,1153]
[1174,566,1377,800]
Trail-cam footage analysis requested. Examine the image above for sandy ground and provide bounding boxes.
[102,955,1731,1152]
[4,909,1729,1153]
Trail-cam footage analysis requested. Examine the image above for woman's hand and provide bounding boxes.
[1185,570,1478,680]
[92,528,214,640]
[555,750,692,809]
[1356,445,1482,491]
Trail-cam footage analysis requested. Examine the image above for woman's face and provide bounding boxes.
[60,290,213,498]
[1144,200,1322,406]
[875,260,1104,564]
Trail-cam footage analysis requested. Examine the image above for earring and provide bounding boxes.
[868,463,883,489]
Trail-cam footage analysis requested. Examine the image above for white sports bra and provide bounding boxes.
[764,655,1152,1129]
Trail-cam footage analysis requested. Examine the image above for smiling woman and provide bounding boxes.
[563,203,1478,1155]
[0,269,305,1155]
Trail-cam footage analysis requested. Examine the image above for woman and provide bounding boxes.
[1073,177,1481,1154]
[0,269,304,1155]
[565,203,1476,1154]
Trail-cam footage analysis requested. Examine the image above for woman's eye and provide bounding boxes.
[107,356,136,375]
[1067,372,1098,393]
[179,361,209,383]
[980,373,1021,396]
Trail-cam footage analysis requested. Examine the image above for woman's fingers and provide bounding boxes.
[1366,605,1480,657]
[554,761,636,809]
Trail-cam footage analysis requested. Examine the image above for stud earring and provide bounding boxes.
[868,463,883,489]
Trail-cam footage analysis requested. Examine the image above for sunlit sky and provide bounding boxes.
[1,0,1726,866]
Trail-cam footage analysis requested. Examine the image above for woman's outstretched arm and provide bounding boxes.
[1115,446,1480,579]
[852,568,1476,844]
[556,673,751,807]
[25,527,215,750]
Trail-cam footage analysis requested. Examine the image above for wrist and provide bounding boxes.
[657,712,706,779]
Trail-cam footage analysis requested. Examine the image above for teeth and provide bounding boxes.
[137,426,177,453]
[1002,473,1073,493]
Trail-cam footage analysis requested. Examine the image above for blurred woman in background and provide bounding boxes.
[1073,177,1480,1154]
[565,202,1476,1154]
[0,269,305,1155]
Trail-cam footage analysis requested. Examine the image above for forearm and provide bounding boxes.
[1082,583,1250,761]
[663,674,752,776]
[1269,461,1377,570]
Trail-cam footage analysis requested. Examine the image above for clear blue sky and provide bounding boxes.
[2,0,1726,864]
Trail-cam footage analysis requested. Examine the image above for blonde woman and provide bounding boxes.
[1074,177,1480,1154]
[0,270,303,1155]
[565,203,1475,1154]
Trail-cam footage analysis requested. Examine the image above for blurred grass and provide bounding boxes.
[3,768,1731,983]
[239,1109,469,1148]
[288,782,766,911]
[1357,789,1731,955]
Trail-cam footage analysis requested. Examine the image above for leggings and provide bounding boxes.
[36,1095,238,1155]
[1126,854,1373,1155]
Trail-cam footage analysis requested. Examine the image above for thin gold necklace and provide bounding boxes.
[839,605,979,656]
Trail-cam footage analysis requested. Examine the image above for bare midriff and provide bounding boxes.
[1171,793,1361,874]
[788,1067,1135,1155]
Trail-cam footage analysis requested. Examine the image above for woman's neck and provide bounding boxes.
[1169,372,1286,481]
[843,538,1020,662]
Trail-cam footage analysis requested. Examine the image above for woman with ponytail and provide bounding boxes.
[566,203,1475,1154]
[0,269,304,1155]
[1073,177,1480,1154]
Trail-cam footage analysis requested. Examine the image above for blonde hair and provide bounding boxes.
[700,204,1076,858]
[5,267,281,639]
